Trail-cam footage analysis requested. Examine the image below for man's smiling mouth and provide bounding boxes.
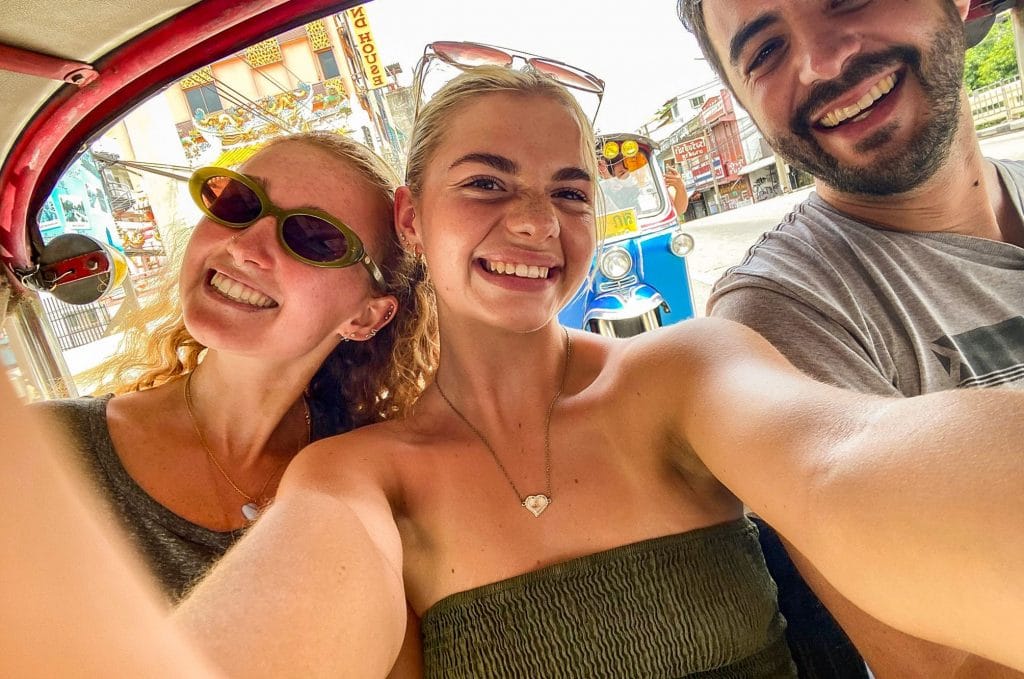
[817,72,899,129]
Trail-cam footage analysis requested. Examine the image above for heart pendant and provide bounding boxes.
[241,502,261,522]
[522,494,551,518]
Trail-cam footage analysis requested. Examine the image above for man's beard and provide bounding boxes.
[767,14,965,197]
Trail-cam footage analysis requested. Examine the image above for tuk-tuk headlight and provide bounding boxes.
[670,231,695,257]
[599,247,633,280]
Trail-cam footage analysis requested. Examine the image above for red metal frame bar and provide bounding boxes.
[0,43,98,86]
[0,0,360,276]
[967,0,1019,19]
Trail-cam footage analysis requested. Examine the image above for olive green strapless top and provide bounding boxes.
[421,517,795,678]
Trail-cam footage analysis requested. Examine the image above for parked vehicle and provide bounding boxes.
[559,133,696,337]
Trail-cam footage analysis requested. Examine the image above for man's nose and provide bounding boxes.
[795,26,862,87]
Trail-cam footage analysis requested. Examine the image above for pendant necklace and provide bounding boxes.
[434,328,572,518]
[184,370,310,522]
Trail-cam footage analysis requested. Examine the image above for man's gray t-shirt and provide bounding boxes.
[709,158,1024,396]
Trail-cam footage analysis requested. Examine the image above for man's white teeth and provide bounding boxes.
[819,73,898,128]
[210,272,276,308]
[486,260,550,279]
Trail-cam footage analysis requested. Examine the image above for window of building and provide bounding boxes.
[316,49,341,80]
[184,84,223,117]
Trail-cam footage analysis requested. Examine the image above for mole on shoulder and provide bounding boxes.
[974,180,980,187]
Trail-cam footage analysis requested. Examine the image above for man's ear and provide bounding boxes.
[952,0,971,22]
[335,294,399,342]
[395,186,422,253]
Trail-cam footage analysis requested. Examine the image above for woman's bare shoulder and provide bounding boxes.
[281,418,411,496]
[600,317,764,376]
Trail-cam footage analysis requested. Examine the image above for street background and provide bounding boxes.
[683,128,1024,315]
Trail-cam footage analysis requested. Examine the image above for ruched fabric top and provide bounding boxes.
[421,517,796,678]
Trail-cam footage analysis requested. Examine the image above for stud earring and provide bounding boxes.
[383,306,395,322]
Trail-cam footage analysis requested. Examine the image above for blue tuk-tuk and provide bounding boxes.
[559,133,696,337]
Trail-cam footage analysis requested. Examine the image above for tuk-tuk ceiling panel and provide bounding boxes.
[0,0,202,61]
[0,0,203,189]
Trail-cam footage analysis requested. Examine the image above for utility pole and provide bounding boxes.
[703,128,723,212]
[774,154,793,193]
[1013,6,1024,85]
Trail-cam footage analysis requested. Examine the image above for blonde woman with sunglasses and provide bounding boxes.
[33,132,437,601]
[172,65,1024,677]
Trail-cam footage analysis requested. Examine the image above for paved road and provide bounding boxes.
[683,128,1024,316]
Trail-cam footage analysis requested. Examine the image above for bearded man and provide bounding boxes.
[678,1,1024,677]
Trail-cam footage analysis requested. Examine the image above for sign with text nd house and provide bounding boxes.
[345,6,388,90]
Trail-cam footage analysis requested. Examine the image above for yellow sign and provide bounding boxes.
[345,6,388,90]
[621,140,639,158]
[603,208,639,238]
[601,141,620,160]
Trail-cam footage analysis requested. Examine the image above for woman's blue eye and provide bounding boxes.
[465,177,501,191]
[830,0,868,8]
[555,188,589,202]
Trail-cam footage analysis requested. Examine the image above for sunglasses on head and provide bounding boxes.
[412,41,605,120]
[188,166,385,289]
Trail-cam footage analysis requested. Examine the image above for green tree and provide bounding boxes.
[965,16,1020,91]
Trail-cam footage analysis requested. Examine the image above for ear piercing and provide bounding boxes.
[400,232,423,258]
[340,328,381,342]
[383,306,395,322]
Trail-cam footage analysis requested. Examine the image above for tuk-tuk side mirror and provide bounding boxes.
[21,233,128,305]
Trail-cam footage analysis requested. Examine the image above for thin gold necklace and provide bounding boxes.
[183,370,310,522]
[434,328,572,518]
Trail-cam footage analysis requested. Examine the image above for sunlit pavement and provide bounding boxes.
[683,186,815,316]
[683,128,1024,316]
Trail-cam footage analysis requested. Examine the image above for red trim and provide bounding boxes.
[1,0,360,274]
[0,43,98,85]
[967,0,1020,19]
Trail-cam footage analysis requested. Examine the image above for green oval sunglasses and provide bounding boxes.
[189,166,385,289]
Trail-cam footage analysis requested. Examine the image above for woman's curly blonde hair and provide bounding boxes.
[85,132,438,435]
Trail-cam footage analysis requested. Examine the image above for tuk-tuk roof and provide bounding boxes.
[966,0,1020,45]
[597,132,659,152]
